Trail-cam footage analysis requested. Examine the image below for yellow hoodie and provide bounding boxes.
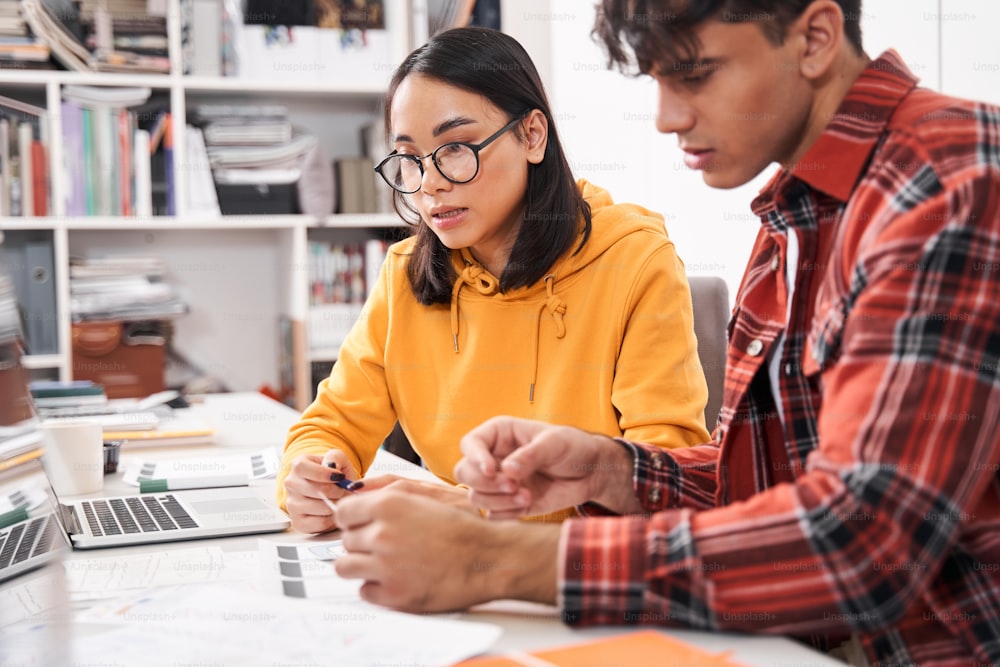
[278,180,710,512]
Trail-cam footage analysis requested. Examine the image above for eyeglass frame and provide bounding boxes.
[373,114,527,194]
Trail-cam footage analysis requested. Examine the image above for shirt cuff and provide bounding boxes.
[558,514,649,626]
[624,438,676,512]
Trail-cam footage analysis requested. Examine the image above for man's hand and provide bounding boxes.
[282,450,360,534]
[454,416,641,518]
[334,489,559,612]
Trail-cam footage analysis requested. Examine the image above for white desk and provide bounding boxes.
[16,392,843,666]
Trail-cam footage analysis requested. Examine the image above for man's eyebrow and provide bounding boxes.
[392,116,478,143]
[659,56,723,76]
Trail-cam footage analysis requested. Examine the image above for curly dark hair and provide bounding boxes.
[594,0,864,75]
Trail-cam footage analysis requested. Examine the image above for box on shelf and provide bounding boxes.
[232,25,395,86]
[216,182,299,215]
[71,321,166,399]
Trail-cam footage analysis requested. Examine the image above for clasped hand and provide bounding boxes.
[454,416,638,518]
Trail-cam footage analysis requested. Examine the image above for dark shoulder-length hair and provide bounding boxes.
[383,26,592,306]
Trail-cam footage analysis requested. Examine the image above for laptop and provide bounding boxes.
[0,298,290,552]
[56,482,291,549]
[0,458,70,585]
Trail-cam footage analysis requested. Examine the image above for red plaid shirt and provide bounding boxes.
[559,51,1000,666]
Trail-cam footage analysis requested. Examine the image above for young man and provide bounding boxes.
[331,2,1000,664]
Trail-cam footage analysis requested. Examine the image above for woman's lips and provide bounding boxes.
[431,207,468,230]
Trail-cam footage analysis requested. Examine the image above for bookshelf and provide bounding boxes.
[0,0,416,411]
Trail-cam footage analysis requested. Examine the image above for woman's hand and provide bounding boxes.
[282,450,360,534]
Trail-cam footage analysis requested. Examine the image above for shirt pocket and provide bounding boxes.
[803,293,848,378]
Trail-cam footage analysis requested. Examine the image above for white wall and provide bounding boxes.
[503,0,1000,305]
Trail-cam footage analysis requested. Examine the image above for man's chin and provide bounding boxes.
[701,168,755,190]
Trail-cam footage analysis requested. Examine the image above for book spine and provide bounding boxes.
[17,122,32,216]
[61,101,85,217]
[82,107,95,216]
[0,117,10,217]
[118,108,132,217]
[163,113,174,216]
[30,139,46,216]
[133,128,153,217]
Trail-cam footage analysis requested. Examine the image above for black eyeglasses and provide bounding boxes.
[374,115,524,194]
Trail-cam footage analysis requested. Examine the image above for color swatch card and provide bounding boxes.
[257,538,360,602]
[121,447,280,488]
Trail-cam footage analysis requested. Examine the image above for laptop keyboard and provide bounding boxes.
[0,515,58,570]
[79,495,199,536]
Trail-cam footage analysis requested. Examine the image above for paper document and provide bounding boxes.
[120,448,280,486]
[64,547,256,603]
[66,583,502,666]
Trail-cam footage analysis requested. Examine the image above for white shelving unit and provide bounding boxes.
[0,0,413,410]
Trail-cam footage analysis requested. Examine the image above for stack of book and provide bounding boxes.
[69,255,187,322]
[60,85,173,218]
[80,0,169,74]
[29,379,108,411]
[19,0,91,72]
[0,0,51,68]
[19,0,169,73]
[0,93,49,217]
[306,239,388,356]
[191,105,318,215]
[0,267,40,471]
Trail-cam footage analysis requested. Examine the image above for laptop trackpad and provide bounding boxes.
[189,498,268,514]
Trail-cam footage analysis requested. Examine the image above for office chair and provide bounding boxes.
[687,276,730,432]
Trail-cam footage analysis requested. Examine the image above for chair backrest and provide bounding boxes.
[688,276,730,432]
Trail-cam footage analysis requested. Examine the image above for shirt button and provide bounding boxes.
[770,255,780,272]
[651,454,664,470]
[747,339,764,356]
[648,486,662,504]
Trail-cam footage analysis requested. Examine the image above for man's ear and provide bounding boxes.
[794,0,845,80]
[522,109,548,164]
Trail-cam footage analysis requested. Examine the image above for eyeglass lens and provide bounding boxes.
[382,143,479,193]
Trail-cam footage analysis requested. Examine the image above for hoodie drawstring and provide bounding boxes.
[451,251,499,352]
[529,274,566,403]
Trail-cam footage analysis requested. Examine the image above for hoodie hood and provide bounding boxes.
[447,179,668,401]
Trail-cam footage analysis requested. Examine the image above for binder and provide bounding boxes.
[19,240,58,354]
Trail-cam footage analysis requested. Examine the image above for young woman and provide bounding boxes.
[279,26,710,533]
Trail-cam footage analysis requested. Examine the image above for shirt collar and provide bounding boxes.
[792,50,920,201]
[754,50,920,219]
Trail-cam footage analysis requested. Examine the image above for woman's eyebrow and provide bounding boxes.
[392,116,478,143]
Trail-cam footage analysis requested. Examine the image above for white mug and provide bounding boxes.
[40,420,104,496]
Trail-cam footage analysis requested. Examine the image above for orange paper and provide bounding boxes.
[456,629,748,666]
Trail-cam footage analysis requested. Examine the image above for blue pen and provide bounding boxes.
[332,477,363,493]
